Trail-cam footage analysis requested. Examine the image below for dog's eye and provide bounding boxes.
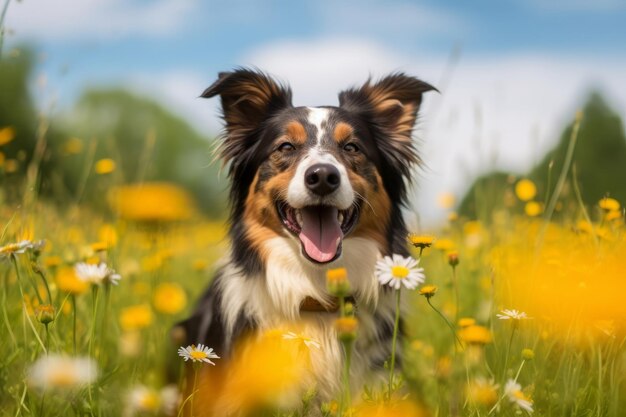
[277,142,295,152]
[343,143,359,153]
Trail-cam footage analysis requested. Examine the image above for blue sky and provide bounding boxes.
[5,0,626,224]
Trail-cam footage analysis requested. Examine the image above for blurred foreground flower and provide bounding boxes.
[178,344,219,365]
[219,330,309,413]
[28,355,98,391]
[504,379,534,413]
[109,182,196,222]
[75,262,121,285]
[282,331,321,350]
[375,254,425,290]
[326,267,350,297]
[599,197,620,211]
[467,378,498,408]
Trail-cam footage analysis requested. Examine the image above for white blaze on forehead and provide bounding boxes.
[306,107,330,146]
[286,149,354,210]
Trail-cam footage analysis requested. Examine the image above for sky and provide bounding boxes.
[4,0,626,226]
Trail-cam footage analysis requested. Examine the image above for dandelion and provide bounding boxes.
[458,325,492,345]
[515,179,537,201]
[599,197,620,211]
[408,234,435,254]
[126,385,161,415]
[283,331,321,350]
[35,304,56,324]
[178,344,219,365]
[418,285,437,299]
[375,254,425,290]
[28,355,98,391]
[458,317,476,328]
[433,238,455,251]
[153,283,187,314]
[521,348,535,360]
[504,379,534,413]
[524,201,542,217]
[56,267,89,295]
[496,309,530,320]
[94,158,116,174]
[74,262,121,286]
[0,126,16,146]
[119,304,153,331]
[447,250,459,267]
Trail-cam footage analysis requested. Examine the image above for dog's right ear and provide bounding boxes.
[201,68,293,164]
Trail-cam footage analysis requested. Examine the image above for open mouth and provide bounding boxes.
[277,202,359,264]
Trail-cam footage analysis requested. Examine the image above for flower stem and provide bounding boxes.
[388,289,402,400]
[71,295,77,354]
[191,365,199,417]
[502,323,518,380]
[342,340,353,415]
[451,265,460,324]
[427,297,463,349]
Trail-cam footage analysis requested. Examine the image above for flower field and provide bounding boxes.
[1,115,626,417]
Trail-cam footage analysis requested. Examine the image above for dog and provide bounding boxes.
[174,68,435,414]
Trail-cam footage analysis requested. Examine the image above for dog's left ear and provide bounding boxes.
[338,73,437,176]
[201,68,293,164]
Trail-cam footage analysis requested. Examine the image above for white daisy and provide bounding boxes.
[375,254,425,290]
[0,240,44,260]
[177,344,219,365]
[27,354,98,391]
[283,331,321,350]
[504,379,534,413]
[496,309,531,320]
[75,262,121,286]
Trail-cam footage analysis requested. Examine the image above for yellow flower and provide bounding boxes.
[437,192,456,209]
[521,348,535,360]
[524,201,542,217]
[0,126,16,146]
[90,241,109,252]
[605,210,622,222]
[458,317,476,328]
[418,285,437,299]
[467,379,498,408]
[119,304,153,331]
[56,267,89,295]
[334,317,358,342]
[153,283,187,314]
[35,304,56,324]
[4,159,19,173]
[458,325,492,345]
[109,182,196,222]
[447,250,459,267]
[515,179,536,201]
[98,224,118,247]
[94,158,116,174]
[358,399,427,417]
[599,197,620,211]
[326,267,350,297]
[0,152,4,167]
[43,256,62,268]
[433,238,455,251]
[408,234,435,249]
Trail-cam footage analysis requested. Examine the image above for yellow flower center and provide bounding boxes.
[48,370,78,387]
[391,266,410,279]
[0,243,20,254]
[139,392,160,410]
[190,350,208,360]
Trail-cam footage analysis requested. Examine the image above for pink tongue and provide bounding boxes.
[298,206,343,263]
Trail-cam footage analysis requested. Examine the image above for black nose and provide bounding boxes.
[305,163,341,196]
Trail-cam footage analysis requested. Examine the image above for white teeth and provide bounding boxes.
[296,210,303,227]
[338,212,344,223]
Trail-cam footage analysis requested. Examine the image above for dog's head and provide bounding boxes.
[202,68,435,272]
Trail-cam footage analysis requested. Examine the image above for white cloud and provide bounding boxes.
[5,0,196,41]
